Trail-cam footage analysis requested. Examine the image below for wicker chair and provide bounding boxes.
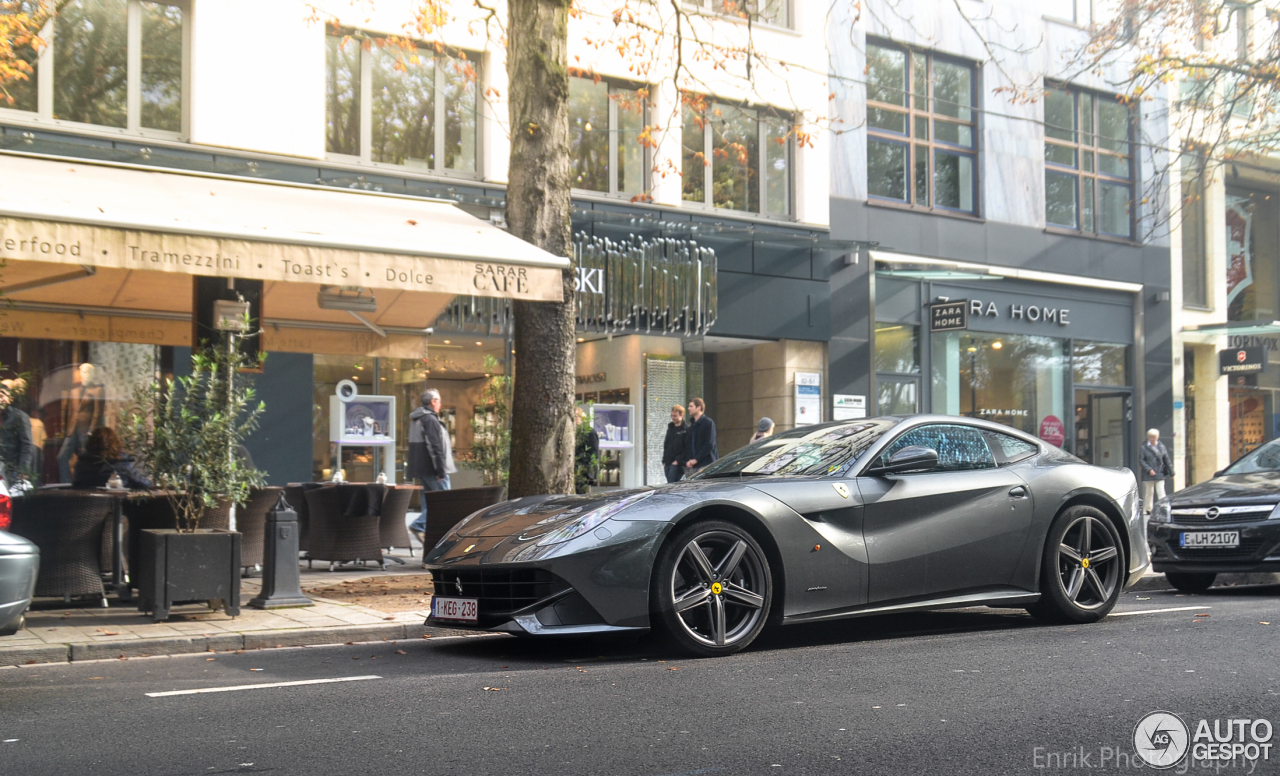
[10,492,115,602]
[420,486,506,556]
[236,487,283,572]
[377,485,416,562]
[284,484,318,554]
[304,484,383,569]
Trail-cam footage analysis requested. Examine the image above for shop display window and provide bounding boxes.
[930,331,1067,440]
[1072,340,1128,386]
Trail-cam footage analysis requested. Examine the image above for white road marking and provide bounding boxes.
[1110,606,1212,617]
[146,675,381,697]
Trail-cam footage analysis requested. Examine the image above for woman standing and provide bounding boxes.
[750,417,775,443]
[663,405,690,483]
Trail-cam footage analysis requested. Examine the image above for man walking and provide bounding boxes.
[406,389,456,544]
[1140,428,1173,513]
[685,397,718,473]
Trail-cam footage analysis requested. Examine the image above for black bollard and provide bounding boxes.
[249,492,313,609]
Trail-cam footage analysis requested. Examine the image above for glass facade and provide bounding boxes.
[325,32,479,175]
[865,42,978,213]
[930,331,1068,437]
[569,76,647,197]
[1044,86,1134,238]
[4,0,186,134]
[682,97,792,216]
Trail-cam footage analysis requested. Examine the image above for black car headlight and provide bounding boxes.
[1150,498,1171,524]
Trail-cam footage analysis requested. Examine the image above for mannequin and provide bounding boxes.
[58,363,105,482]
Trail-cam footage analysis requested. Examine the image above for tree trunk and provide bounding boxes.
[505,0,576,498]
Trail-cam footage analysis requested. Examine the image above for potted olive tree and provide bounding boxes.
[121,334,264,622]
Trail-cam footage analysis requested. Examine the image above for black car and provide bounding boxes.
[1149,438,1280,592]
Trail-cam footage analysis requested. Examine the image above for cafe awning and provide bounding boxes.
[0,152,567,302]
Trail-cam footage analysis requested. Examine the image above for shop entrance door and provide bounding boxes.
[1074,390,1131,469]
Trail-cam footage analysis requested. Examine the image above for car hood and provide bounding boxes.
[454,489,653,539]
[1171,473,1280,505]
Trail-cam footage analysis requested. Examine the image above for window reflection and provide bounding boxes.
[53,0,129,128]
[139,2,182,131]
[932,331,1067,438]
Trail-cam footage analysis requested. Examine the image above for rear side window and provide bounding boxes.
[880,424,996,472]
[983,431,1039,466]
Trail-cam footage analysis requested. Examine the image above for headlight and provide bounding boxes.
[1150,498,1171,523]
[1269,503,1280,521]
[535,491,654,546]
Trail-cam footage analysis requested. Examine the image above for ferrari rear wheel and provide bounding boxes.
[1028,505,1124,624]
[652,520,771,657]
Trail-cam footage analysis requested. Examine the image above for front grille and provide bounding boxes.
[1169,537,1269,561]
[429,568,569,616]
[1172,512,1272,526]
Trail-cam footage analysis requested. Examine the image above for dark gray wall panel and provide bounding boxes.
[710,271,830,341]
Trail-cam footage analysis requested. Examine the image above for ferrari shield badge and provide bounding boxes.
[832,483,850,499]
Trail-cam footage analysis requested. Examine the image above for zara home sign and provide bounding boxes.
[968,299,1070,326]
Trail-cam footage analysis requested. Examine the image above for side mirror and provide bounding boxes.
[868,446,939,476]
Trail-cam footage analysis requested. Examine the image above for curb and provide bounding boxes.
[0,621,445,667]
[1129,571,1280,593]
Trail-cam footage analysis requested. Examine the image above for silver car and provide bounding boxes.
[0,481,38,636]
[426,415,1150,656]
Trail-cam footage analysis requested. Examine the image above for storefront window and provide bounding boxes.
[931,331,1067,438]
[0,338,156,485]
[876,323,920,415]
[1072,340,1128,386]
[875,323,919,373]
[1225,189,1280,322]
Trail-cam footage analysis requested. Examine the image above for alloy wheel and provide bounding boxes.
[668,530,768,648]
[1055,514,1121,610]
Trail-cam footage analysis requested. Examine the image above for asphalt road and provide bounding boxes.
[2,585,1278,776]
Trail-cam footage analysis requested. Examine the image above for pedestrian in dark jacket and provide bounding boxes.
[1140,428,1174,514]
[663,404,690,483]
[685,397,718,472]
[407,389,455,539]
[0,385,35,481]
[72,427,151,490]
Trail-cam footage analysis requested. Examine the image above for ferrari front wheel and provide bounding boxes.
[652,520,772,657]
[1028,505,1124,624]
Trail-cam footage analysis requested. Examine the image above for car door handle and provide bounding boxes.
[1009,486,1028,498]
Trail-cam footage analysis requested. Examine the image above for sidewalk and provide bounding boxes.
[0,548,467,667]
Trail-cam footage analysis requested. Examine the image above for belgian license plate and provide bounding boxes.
[433,597,478,622]
[1180,531,1240,549]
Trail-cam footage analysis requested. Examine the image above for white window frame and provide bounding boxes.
[568,75,651,199]
[683,98,794,218]
[324,33,483,180]
[0,0,190,141]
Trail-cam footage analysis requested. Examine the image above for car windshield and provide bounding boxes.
[692,419,902,479]
[1223,438,1280,475]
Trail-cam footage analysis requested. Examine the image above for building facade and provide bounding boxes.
[0,0,834,488]
[825,0,1176,476]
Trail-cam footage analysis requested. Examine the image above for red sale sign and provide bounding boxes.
[1039,415,1065,447]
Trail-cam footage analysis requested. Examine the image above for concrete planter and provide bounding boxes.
[136,529,241,623]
